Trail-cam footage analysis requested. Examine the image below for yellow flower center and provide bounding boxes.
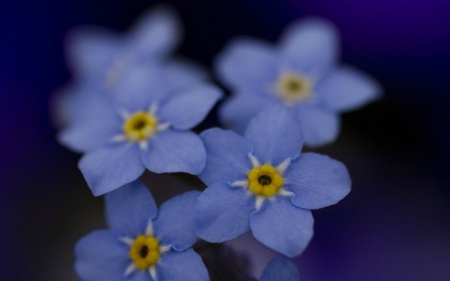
[123,111,158,142]
[248,164,284,197]
[129,235,160,270]
[276,73,311,102]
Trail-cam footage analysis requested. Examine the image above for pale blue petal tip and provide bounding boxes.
[259,257,300,281]
[78,143,145,196]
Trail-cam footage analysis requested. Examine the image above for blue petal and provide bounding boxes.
[142,130,205,174]
[279,17,339,74]
[196,182,255,242]
[79,142,145,196]
[74,229,129,281]
[316,66,382,112]
[54,85,114,127]
[244,106,303,165]
[65,27,121,78]
[105,180,157,237]
[250,196,313,257]
[127,7,181,58]
[218,92,275,135]
[58,120,119,153]
[296,105,340,147]
[112,62,166,112]
[154,191,201,251]
[284,153,351,210]
[158,84,223,130]
[259,257,300,281]
[215,37,278,90]
[163,59,209,92]
[198,128,252,185]
[155,249,209,281]
[51,83,78,128]
[57,95,121,152]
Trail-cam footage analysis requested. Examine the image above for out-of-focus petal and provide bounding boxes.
[285,153,351,210]
[250,196,313,257]
[50,83,79,128]
[127,6,182,58]
[259,257,300,281]
[163,58,209,92]
[218,92,275,135]
[196,182,255,242]
[154,191,201,251]
[156,249,209,281]
[142,130,205,174]
[74,229,129,281]
[158,84,222,130]
[112,62,166,112]
[65,26,122,78]
[105,180,157,236]
[57,94,121,152]
[198,128,252,185]
[296,105,340,147]
[279,17,339,75]
[244,106,303,165]
[79,142,145,196]
[317,66,382,112]
[215,37,278,90]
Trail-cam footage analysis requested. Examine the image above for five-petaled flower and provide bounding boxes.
[215,17,382,146]
[59,61,222,196]
[74,180,209,281]
[259,257,300,281]
[195,106,351,257]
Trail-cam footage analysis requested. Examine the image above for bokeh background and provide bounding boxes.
[1,0,450,280]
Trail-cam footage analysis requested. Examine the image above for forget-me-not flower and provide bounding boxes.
[74,180,209,281]
[66,6,181,89]
[59,62,222,196]
[195,106,351,257]
[259,257,300,281]
[215,17,382,146]
[55,58,208,129]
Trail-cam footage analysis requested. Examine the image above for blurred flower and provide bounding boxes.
[58,62,222,196]
[215,18,382,146]
[259,257,299,281]
[53,6,210,128]
[74,180,209,281]
[66,6,181,89]
[196,106,351,257]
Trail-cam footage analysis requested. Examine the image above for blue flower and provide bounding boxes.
[215,18,382,146]
[58,62,222,196]
[54,58,208,129]
[195,106,351,257]
[66,6,181,89]
[259,257,299,281]
[74,180,209,281]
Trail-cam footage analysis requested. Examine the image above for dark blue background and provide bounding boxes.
[1,0,450,280]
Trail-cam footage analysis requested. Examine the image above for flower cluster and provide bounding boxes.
[55,6,381,281]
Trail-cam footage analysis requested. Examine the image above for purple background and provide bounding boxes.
[1,0,450,280]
